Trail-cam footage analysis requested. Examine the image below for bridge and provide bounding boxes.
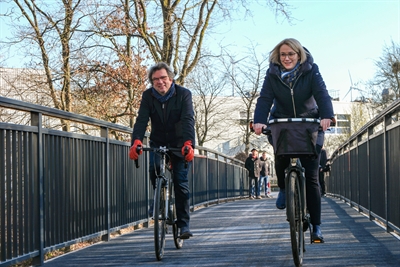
[1,96,400,266]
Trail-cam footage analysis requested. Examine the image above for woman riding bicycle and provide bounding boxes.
[252,38,334,242]
[129,62,195,239]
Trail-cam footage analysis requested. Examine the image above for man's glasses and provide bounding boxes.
[280,52,297,59]
[152,76,169,82]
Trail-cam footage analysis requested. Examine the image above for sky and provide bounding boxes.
[214,0,400,102]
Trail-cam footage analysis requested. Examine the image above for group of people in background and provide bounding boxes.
[245,148,272,199]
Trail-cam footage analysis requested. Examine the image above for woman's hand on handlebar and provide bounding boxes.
[320,118,331,132]
[253,123,267,135]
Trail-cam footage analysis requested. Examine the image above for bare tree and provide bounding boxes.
[120,0,291,85]
[223,45,269,155]
[367,39,400,112]
[1,0,149,130]
[75,0,149,128]
[185,58,229,151]
[2,0,87,131]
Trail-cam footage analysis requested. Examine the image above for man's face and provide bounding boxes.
[151,69,173,96]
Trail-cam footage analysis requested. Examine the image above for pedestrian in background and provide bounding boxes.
[259,152,271,198]
[245,148,262,199]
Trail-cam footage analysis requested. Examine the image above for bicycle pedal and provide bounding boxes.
[311,236,325,243]
[312,239,324,244]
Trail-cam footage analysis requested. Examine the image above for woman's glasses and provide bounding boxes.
[280,52,297,59]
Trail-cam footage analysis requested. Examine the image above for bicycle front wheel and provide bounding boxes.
[171,183,183,249]
[287,170,305,267]
[154,178,167,261]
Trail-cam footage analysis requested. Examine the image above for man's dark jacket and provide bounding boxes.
[245,155,261,178]
[131,84,195,150]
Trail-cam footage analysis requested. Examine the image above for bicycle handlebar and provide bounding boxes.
[134,145,188,168]
[250,118,336,136]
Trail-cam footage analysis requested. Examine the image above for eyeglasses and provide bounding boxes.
[280,52,297,59]
[152,76,169,82]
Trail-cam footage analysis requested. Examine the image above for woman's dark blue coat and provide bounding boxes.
[254,50,334,124]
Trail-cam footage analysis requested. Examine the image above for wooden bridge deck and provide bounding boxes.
[42,194,400,267]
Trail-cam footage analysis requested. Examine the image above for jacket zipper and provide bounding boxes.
[162,103,167,123]
[278,73,302,118]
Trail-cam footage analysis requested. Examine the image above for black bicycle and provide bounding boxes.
[257,118,324,267]
[135,146,183,261]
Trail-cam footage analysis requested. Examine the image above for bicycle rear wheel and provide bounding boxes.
[171,183,183,249]
[154,178,167,261]
[287,170,305,267]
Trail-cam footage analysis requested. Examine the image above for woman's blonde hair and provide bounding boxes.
[269,38,308,66]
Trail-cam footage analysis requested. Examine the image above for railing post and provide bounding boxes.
[356,135,362,211]
[367,127,373,220]
[190,156,195,212]
[31,112,44,266]
[100,127,110,241]
[384,115,391,232]
[225,157,228,200]
[206,153,209,207]
[216,153,220,204]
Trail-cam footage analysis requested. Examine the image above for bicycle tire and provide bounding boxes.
[171,183,183,249]
[154,178,167,261]
[287,170,304,267]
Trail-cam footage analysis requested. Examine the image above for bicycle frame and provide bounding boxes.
[254,117,325,267]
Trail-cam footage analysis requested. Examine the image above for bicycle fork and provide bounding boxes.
[285,159,308,227]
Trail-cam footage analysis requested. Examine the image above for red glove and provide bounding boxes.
[129,139,143,160]
[181,140,194,162]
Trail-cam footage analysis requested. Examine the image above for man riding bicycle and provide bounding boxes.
[129,62,195,239]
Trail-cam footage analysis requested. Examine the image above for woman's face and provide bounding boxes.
[279,44,299,71]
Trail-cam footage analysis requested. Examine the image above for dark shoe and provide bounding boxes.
[276,189,286,209]
[179,227,193,239]
[312,225,324,243]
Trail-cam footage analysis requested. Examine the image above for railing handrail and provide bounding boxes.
[0,96,132,133]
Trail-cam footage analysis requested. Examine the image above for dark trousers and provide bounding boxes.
[249,176,260,197]
[149,151,191,229]
[319,171,326,195]
[275,155,321,226]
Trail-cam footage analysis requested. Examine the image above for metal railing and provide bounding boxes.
[0,96,248,267]
[328,99,400,236]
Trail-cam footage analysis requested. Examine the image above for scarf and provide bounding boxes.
[281,61,301,86]
[152,83,176,103]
